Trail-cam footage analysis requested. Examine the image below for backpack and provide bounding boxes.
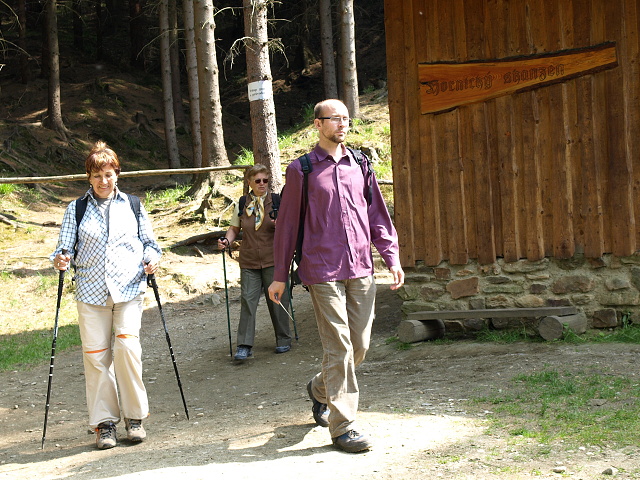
[74,194,141,252]
[238,193,281,220]
[288,147,373,288]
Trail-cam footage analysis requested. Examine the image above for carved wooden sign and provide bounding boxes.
[419,43,617,114]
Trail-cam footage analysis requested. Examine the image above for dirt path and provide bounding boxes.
[2,197,640,479]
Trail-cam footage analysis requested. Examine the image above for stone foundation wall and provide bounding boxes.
[398,254,640,335]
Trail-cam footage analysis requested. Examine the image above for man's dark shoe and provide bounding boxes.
[306,380,329,427]
[234,345,252,360]
[332,430,372,453]
[275,345,291,354]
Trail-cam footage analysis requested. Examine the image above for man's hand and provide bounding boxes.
[268,281,286,303]
[389,265,405,290]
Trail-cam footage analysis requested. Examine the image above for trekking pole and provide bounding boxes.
[42,248,68,449]
[219,238,233,357]
[147,272,190,420]
[285,278,299,341]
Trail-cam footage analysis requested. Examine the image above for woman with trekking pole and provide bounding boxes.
[217,164,292,361]
[51,141,162,450]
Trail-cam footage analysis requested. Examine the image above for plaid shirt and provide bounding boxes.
[51,187,162,306]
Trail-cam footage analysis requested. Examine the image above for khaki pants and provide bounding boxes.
[308,276,376,438]
[77,295,148,428]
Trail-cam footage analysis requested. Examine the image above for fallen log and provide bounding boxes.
[397,319,445,343]
[538,313,587,341]
[408,306,577,321]
[0,213,19,228]
[170,230,242,248]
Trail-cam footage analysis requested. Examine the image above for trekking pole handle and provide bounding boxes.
[218,236,232,258]
[54,248,69,270]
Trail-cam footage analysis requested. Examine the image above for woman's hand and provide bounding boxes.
[217,237,229,251]
[53,252,71,271]
[143,260,158,275]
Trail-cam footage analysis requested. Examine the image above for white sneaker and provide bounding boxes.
[95,421,117,449]
[125,418,146,442]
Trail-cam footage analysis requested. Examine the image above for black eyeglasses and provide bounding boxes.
[317,116,351,126]
[253,178,269,184]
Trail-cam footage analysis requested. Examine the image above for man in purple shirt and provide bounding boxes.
[269,99,404,453]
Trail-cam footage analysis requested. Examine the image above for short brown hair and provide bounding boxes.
[244,164,269,182]
[85,141,121,177]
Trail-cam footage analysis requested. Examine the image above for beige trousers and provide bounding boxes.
[77,295,148,429]
[308,276,376,438]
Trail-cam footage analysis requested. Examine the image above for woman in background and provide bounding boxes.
[218,164,292,361]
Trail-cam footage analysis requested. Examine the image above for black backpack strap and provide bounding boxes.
[127,194,142,238]
[74,196,88,258]
[238,195,247,217]
[295,154,312,265]
[346,147,373,206]
[268,193,281,220]
[75,196,88,230]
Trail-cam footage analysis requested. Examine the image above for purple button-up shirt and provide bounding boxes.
[273,144,400,285]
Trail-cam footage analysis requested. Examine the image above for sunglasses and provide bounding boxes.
[253,178,269,184]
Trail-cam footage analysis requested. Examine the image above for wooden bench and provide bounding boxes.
[399,306,586,343]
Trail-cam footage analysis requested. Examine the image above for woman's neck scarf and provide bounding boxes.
[245,192,266,230]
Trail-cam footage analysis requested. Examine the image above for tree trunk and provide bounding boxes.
[18,0,29,83]
[189,0,229,204]
[183,0,203,168]
[40,8,50,79]
[243,0,283,193]
[95,0,103,61]
[129,0,146,69]
[169,0,186,130]
[319,0,338,99]
[43,0,68,140]
[294,0,313,73]
[159,0,180,168]
[72,0,83,50]
[339,0,359,117]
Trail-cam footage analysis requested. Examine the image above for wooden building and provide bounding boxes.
[383,0,640,330]
[385,0,639,266]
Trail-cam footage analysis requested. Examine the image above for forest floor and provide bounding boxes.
[1,61,640,480]
[1,173,640,480]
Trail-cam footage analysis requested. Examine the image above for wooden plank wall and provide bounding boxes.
[385,0,640,266]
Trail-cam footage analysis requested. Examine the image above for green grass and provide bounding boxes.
[0,183,17,195]
[233,146,255,166]
[471,320,640,345]
[384,336,413,351]
[144,185,191,210]
[474,368,640,448]
[0,325,82,371]
[475,327,539,343]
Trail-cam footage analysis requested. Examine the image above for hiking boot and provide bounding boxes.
[275,345,291,354]
[95,421,117,449]
[332,430,372,453]
[234,345,253,360]
[125,418,146,442]
[306,380,329,427]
